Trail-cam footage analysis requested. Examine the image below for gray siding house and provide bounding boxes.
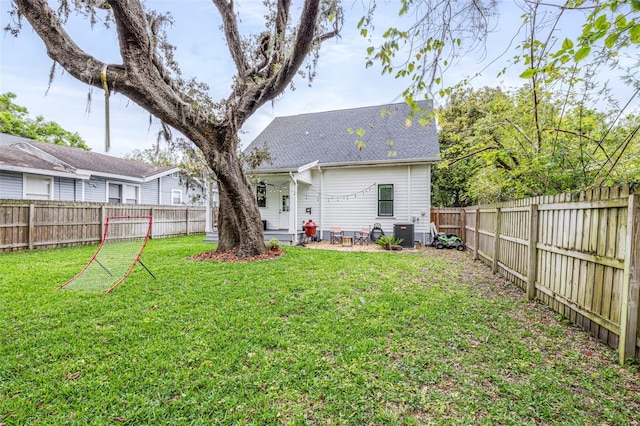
[208,101,441,246]
[0,133,203,205]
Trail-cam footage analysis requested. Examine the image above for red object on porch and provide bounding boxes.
[304,220,317,237]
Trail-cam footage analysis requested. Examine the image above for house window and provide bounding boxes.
[24,174,53,200]
[256,182,267,208]
[282,195,290,212]
[107,182,140,204]
[378,184,394,217]
[171,189,183,205]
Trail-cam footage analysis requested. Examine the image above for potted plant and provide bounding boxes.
[266,238,281,252]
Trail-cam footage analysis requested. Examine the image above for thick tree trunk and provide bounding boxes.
[206,133,266,257]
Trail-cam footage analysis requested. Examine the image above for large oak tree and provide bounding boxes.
[8,0,342,257]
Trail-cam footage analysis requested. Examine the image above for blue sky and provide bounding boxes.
[0,1,588,157]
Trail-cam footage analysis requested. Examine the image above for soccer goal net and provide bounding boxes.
[58,216,155,293]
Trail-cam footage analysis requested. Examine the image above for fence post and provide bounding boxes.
[619,194,640,364]
[100,206,106,241]
[151,207,156,239]
[474,207,480,261]
[28,204,35,250]
[186,208,190,235]
[460,209,466,244]
[492,207,501,274]
[527,204,539,300]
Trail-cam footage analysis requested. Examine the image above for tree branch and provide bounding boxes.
[212,0,248,77]
[233,0,340,125]
[447,145,498,165]
[12,0,124,91]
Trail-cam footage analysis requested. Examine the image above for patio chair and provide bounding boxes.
[329,227,344,244]
[354,227,370,245]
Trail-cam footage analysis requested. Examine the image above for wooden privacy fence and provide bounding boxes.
[431,208,465,238]
[433,185,640,364]
[0,200,210,252]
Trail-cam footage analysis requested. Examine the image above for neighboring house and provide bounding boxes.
[209,101,440,246]
[0,133,205,205]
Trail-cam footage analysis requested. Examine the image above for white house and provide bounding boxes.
[209,101,440,246]
[0,133,205,205]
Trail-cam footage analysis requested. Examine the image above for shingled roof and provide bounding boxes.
[0,133,177,181]
[244,101,440,171]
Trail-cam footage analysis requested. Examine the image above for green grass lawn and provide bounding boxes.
[1,236,638,425]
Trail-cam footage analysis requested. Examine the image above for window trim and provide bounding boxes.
[378,184,394,217]
[171,189,183,205]
[23,174,54,200]
[106,181,141,204]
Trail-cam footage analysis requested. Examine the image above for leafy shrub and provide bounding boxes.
[267,238,281,249]
[376,235,404,248]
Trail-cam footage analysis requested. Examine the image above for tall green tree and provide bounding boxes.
[436,86,640,203]
[0,92,90,149]
[432,87,502,207]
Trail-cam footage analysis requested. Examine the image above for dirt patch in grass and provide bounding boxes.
[190,247,285,263]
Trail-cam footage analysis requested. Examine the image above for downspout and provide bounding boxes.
[317,165,323,241]
[289,171,298,244]
[407,165,412,222]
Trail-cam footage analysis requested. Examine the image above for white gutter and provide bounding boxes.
[252,158,440,175]
[0,165,80,179]
[74,167,180,183]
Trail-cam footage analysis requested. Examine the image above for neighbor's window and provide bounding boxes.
[378,184,394,217]
[107,182,140,204]
[24,174,53,200]
[171,189,183,205]
[256,182,267,207]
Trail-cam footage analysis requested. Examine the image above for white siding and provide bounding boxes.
[302,164,432,240]
[84,178,107,203]
[56,177,77,201]
[159,175,179,205]
[141,180,159,204]
[298,183,321,227]
[254,163,433,242]
[0,171,23,199]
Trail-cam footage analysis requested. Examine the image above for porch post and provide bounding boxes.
[289,173,298,244]
[318,165,324,241]
[205,180,212,233]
